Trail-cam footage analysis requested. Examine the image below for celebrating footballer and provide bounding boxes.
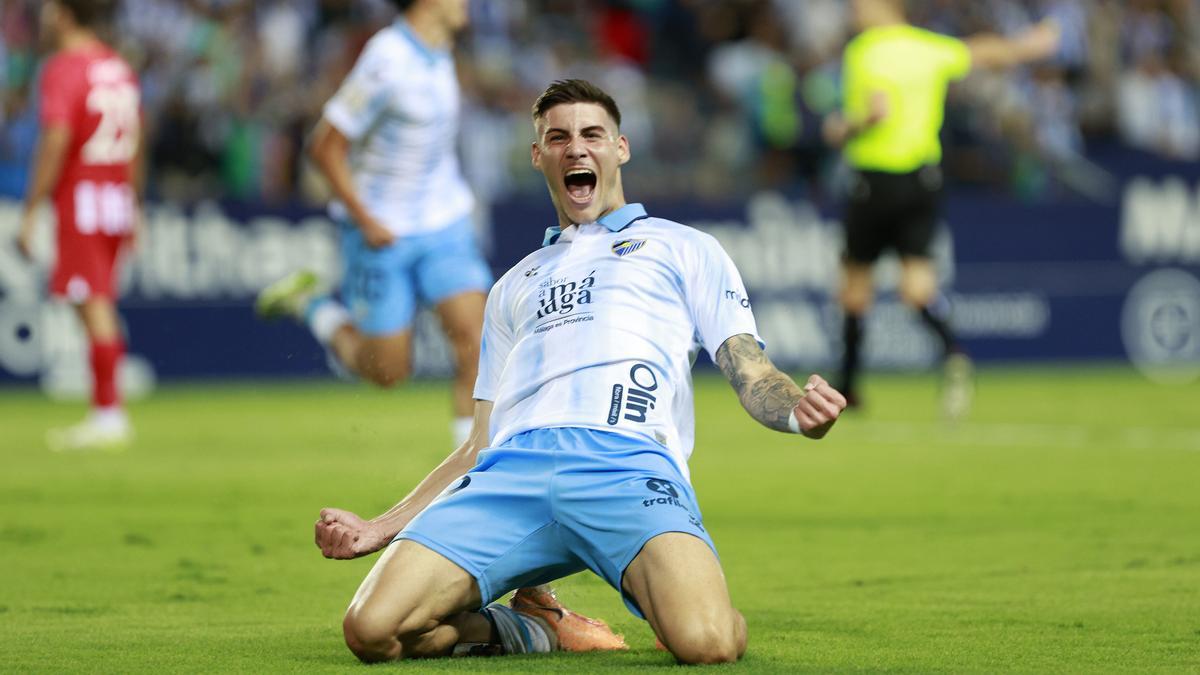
[314,79,847,664]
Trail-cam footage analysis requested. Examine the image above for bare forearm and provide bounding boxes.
[309,120,372,224]
[367,445,480,537]
[23,127,70,214]
[366,400,494,536]
[966,34,1019,69]
[715,334,804,432]
[740,372,807,432]
[824,91,888,148]
[967,20,1059,70]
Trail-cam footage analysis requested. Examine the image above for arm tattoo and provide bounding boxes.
[714,334,805,432]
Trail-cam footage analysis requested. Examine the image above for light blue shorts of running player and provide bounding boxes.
[340,215,493,336]
[394,427,719,618]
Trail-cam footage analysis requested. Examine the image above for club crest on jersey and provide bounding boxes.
[611,239,647,257]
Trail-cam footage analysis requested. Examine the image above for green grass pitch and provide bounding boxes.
[2,367,1198,672]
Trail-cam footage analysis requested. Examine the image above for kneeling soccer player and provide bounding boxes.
[314,79,847,664]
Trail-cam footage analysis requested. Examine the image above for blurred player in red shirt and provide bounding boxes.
[17,0,142,451]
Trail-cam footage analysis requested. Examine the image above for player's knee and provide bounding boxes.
[342,609,402,662]
[899,266,936,307]
[368,366,410,389]
[666,620,741,665]
[342,604,437,662]
[448,329,481,365]
[361,354,411,388]
[899,280,934,308]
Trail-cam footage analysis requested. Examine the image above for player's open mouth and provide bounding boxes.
[564,169,597,204]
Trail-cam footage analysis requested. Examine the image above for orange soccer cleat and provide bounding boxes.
[510,586,628,652]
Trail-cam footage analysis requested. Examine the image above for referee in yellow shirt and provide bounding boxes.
[824,0,1060,416]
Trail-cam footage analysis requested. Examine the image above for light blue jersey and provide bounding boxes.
[323,19,474,236]
[474,204,762,481]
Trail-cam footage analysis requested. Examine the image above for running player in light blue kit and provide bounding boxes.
[257,0,488,445]
[314,79,848,664]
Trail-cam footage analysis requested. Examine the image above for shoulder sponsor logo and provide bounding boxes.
[724,289,751,308]
[612,239,647,257]
[524,265,540,277]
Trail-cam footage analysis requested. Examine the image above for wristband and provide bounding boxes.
[787,407,802,434]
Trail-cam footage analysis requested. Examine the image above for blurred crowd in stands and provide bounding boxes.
[2,0,1198,207]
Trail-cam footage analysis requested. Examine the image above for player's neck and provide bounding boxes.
[405,11,453,51]
[58,28,102,53]
[556,197,629,230]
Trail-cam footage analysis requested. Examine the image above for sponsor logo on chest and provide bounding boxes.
[535,269,596,319]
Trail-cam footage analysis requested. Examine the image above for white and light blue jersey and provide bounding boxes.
[474,204,762,481]
[322,19,474,236]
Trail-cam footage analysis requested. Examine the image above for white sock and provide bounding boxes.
[307,298,350,345]
[452,417,473,446]
[479,604,555,654]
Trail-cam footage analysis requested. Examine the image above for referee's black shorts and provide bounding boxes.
[842,165,943,264]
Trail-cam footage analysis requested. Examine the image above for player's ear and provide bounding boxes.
[616,134,630,166]
[530,141,541,169]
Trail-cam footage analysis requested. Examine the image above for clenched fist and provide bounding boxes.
[314,507,390,559]
[792,374,847,439]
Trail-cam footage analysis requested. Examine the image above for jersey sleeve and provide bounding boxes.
[38,57,77,128]
[322,39,399,141]
[682,233,763,362]
[931,32,972,81]
[472,280,515,402]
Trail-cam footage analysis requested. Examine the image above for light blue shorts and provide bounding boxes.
[394,427,717,618]
[340,216,492,336]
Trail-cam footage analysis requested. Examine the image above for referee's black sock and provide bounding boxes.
[839,313,864,399]
[918,302,960,357]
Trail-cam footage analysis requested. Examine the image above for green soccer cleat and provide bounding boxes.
[256,270,319,321]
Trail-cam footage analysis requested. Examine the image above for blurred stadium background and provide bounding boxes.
[1,0,1199,387]
[2,0,1199,671]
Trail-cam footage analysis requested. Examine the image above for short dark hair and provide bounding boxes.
[532,79,622,129]
[57,0,118,28]
[390,0,418,11]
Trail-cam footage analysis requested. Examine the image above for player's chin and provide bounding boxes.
[561,197,600,223]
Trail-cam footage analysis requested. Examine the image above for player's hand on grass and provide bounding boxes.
[358,217,396,249]
[793,374,847,440]
[315,507,390,559]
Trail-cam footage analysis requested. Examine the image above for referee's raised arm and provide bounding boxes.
[964,19,1062,72]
